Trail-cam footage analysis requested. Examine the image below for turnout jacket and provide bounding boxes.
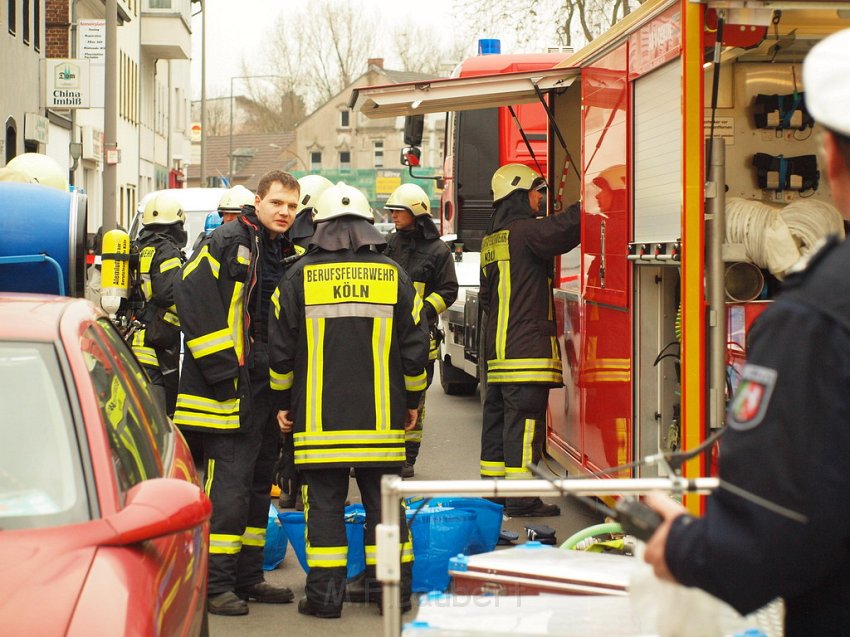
[665,236,850,636]
[385,219,458,361]
[130,228,185,371]
[173,212,297,433]
[479,199,580,386]
[268,248,429,469]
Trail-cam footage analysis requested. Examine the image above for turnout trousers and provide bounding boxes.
[480,383,549,509]
[404,360,434,466]
[303,467,413,615]
[204,351,279,596]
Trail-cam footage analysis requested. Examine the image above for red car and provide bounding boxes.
[0,293,211,636]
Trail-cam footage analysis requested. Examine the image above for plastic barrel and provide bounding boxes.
[0,182,88,297]
[406,506,476,592]
[263,503,288,570]
[279,504,366,579]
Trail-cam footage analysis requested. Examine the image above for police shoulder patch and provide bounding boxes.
[727,364,777,431]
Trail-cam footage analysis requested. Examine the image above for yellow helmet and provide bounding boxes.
[491,163,542,203]
[296,174,334,215]
[218,185,255,215]
[6,153,68,191]
[385,183,430,217]
[142,193,186,226]
[313,182,373,223]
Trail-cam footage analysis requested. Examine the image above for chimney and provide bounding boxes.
[368,58,384,69]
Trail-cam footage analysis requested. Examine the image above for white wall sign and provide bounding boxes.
[24,113,50,144]
[42,59,91,109]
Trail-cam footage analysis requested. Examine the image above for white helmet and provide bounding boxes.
[218,185,255,216]
[142,193,186,226]
[491,163,542,203]
[313,182,373,223]
[296,174,334,215]
[385,183,430,217]
[6,153,68,191]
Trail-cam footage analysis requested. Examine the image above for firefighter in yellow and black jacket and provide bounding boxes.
[131,193,187,417]
[174,171,302,617]
[269,182,429,619]
[479,163,580,518]
[384,183,458,478]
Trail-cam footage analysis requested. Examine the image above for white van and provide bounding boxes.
[131,187,229,256]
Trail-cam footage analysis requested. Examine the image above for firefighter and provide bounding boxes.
[289,174,334,249]
[644,29,850,635]
[269,182,428,618]
[174,170,300,616]
[130,193,187,418]
[384,182,458,478]
[479,163,580,517]
[218,184,255,224]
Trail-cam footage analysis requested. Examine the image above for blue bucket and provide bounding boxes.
[406,506,476,592]
[263,503,288,570]
[279,503,366,579]
[407,497,503,555]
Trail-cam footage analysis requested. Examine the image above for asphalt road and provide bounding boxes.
[210,368,600,637]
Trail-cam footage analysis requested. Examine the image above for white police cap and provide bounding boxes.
[804,28,850,137]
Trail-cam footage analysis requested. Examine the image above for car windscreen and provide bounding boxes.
[0,342,89,529]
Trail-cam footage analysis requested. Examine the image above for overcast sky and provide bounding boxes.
[190,0,457,100]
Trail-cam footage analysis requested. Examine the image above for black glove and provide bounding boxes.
[212,378,237,402]
[273,434,296,491]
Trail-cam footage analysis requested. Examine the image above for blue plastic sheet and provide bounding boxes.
[263,503,288,571]
[279,503,366,579]
[407,497,503,555]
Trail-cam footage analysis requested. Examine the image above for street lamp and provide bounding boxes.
[229,75,284,184]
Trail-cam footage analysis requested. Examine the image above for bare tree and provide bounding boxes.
[393,18,474,76]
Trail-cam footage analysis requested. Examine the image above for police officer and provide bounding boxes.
[289,174,334,249]
[174,170,300,616]
[644,29,850,636]
[269,182,428,618]
[479,163,580,517]
[131,193,187,417]
[384,182,458,478]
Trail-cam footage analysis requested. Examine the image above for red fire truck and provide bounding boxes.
[351,0,850,509]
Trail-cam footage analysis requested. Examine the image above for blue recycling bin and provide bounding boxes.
[279,503,366,579]
[263,503,288,571]
[406,506,476,592]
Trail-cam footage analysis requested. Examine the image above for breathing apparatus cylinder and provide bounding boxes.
[100,228,131,317]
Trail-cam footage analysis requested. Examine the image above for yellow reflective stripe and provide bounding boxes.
[505,467,533,479]
[160,257,181,273]
[270,369,293,391]
[306,317,324,433]
[141,275,153,300]
[183,244,220,280]
[293,430,404,445]
[373,317,391,430]
[405,429,423,443]
[204,458,214,496]
[294,244,306,255]
[186,327,235,359]
[521,418,534,471]
[173,409,240,431]
[140,246,155,273]
[582,370,631,383]
[404,370,427,392]
[365,541,413,565]
[487,358,562,371]
[132,338,159,367]
[236,245,251,265]
[294,449,406,464]
[162,310,180,326]
[242,526,266,547]
[487,370,563,383]
[401,540,414,564]
[175,393,239,414]
[210,534,241,555]
[425,292,447,315]
[228,282,245,364]
[411,293,424,325]
[365,545,377,565]
[480,459,505,477]
[496,260,510,359]
[306,545,348,568]
[271,287,281,320]
[413,281,426,298]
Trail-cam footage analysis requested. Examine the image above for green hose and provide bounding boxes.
[561,522,624,550]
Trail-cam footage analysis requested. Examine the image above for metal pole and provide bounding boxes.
[199,0,206,188]
[228,76,234,185]
[102,0,118,229]
[379,475,402,635]
[707,137,727,431]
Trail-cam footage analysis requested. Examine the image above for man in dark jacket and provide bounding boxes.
[385,182,458,478]
[479,163,580,517]
[269,182,429,619]
[131,193,187,417]
[174,170,300,616]
[644,28,850,636]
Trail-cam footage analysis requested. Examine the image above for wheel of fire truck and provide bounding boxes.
[438,355,478,396]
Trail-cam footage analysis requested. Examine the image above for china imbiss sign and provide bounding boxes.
[42,59,91,109]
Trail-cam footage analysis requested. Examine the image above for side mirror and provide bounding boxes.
[401,146,421,167]
[404,115,424,146]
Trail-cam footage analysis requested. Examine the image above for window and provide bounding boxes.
[33,0,39,51]
[8,0,16,35]
[373,140,384,168]
[22,0,29,44]
[310,151,322,171]
[340,109,350,128]
[339,150,351,170]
